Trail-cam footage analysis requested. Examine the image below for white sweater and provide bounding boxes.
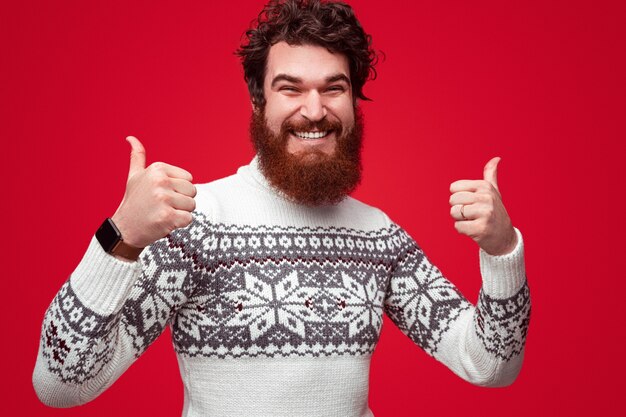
[33,157,531,417]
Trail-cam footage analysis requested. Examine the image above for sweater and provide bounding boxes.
[33,157,531,417]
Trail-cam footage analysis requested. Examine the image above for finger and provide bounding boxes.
[169,193,196,212]
[171,178,197,198]
[483,156,500,192]
[450,204,463,221]
[172,210,194,229]
[449,191,477,206]
[450,180,489,193]
[449,203,480,221]
[150,162,193,182]
[126,136,146,178]
[454,219,480,236]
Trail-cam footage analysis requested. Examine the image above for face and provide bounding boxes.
[262,42,356,158]
[250,42,363,206]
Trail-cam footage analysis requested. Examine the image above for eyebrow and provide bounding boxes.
[271,73,351,88]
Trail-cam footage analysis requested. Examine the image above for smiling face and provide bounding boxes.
[262,42,356,158]
[250,42,363,206]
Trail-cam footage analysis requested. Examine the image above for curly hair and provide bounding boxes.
[236,0,378,107]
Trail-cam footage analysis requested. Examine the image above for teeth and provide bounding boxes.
[294,131,328,139]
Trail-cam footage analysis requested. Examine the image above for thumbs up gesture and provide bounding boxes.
[449,157,517,256]
[110,136,197,250]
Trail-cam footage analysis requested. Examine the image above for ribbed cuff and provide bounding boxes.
[479,228,526,299]
[70,236,142,316]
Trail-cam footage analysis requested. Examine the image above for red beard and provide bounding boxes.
[250,108,364,206]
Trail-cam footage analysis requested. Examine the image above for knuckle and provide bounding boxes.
[175,212,193,229]
[158,208,173,224]
[154,191,170,204]
[152,175,169,188]
[150,161,167,173]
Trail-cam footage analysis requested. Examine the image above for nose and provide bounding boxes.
[300,91,327,122]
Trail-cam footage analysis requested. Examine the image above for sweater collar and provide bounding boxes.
[245,155,273,191]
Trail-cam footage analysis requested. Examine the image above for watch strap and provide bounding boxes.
[111,239,144,261]
[96,217,144,261]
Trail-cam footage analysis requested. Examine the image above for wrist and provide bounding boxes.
[481,226,518,256]
[497,228,518,256]
[95,217,144,261]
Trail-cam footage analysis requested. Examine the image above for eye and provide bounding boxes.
[326,85,346,93]
[279,85,300,93]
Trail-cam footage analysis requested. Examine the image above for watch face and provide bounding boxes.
[95,218,122,253]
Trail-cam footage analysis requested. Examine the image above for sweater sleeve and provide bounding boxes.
[383,226,531,387]
[33,223,201,407]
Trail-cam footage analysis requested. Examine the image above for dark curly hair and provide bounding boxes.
[236,0,378,107]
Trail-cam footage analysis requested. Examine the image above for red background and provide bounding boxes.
[3,0,625,416]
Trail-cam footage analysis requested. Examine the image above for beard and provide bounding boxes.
[250,107,364,206]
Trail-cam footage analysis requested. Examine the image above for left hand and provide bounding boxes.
[449,157,517,256]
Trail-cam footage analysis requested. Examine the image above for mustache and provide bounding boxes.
[280,118,343,136]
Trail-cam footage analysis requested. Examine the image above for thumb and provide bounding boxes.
[483,156,500,191]
[126,135,146,178]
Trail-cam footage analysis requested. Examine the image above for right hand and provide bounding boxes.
[111,136,197,249]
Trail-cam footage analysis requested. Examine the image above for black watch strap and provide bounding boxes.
[95,218,143,261]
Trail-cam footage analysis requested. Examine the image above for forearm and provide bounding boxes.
[435,229,531,386]
[433,284,530,386]
[33,238,142,407]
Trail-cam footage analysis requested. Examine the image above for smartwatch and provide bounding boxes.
[95,218,144,261]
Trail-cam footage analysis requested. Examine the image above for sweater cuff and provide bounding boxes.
[479,228,526,299]
[70,236,142,316]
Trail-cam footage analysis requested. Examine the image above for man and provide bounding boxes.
[33,0,530,416]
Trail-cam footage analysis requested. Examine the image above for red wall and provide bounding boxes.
[3,0,625,416]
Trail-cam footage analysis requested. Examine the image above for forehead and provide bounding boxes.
[265,42,350,85]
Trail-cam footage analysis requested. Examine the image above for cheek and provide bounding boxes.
[262,108,283,134]
[264,97,297,132]
[330,99,356,127]
[265,117,282,135]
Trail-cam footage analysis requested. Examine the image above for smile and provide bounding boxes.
[292,130,330,139]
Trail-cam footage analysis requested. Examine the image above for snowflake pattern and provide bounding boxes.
[40,211,530,383]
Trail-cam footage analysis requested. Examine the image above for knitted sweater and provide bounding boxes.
[34,157,531,417]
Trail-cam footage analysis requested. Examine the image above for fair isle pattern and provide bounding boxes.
[171,212,403,359]
[475,282,531,360]
[39,235,198,384]
[41,211,529,384]
[40,282,117,384]
[383,243,473,356]
[121,236,198,355]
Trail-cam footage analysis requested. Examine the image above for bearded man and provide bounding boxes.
[33,1,531,416]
